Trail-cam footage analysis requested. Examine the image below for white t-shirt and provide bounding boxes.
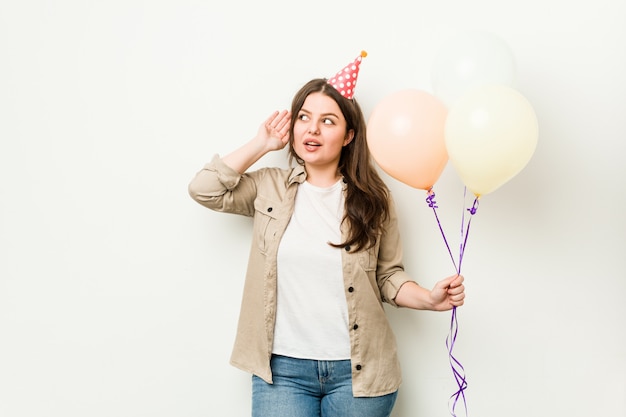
[273,179,351,360]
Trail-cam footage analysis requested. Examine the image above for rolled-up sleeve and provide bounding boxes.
[188,154,258,217]
[376,195,416,307]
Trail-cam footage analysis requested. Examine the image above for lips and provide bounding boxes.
[303,139,321,151]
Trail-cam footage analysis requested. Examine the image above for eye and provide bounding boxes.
[322,117,335,125]
[297,113,309,121]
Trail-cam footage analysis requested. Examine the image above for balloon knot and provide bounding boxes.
[467,197,480,215]
[426,192,438,209]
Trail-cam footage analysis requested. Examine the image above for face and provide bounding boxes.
[292,92,354,171]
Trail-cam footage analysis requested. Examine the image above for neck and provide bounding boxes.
[304,165,341,188]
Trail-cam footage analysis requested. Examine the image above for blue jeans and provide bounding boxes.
[251,355,398,417]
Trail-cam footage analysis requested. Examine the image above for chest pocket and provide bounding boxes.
[253,197,282,254]
[357,247,378,272]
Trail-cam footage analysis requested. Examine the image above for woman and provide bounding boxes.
[188,61,465,417]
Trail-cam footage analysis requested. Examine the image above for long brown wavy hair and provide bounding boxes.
[288,78,390,252]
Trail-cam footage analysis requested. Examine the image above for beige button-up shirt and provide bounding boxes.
[188,155,415,397]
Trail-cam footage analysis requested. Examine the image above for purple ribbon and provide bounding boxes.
[447,305,467,416]
[425,187,479,417]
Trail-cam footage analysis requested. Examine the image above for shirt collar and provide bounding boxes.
[288,164,307,185]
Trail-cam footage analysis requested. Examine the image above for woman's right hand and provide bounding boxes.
[256,110,291,152]
[220,110,292,174]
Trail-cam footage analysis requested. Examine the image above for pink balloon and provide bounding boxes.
[367,89,448,190]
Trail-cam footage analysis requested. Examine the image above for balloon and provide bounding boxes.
[432,31,516,108]
[367,89,448,190]
[445,84,538,197]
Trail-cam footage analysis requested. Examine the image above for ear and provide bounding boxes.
[343,129,355,146]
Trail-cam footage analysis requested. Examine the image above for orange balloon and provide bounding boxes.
[367,89,448,190]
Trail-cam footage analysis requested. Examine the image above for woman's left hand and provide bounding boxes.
[394,275,465,311]
[429,274,465,310]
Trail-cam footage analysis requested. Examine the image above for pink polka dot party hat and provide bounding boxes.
[327,50,367,99]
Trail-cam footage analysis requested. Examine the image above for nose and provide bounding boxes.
[308,121,320,135]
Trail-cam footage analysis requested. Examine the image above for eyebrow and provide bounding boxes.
[299,108,340,119]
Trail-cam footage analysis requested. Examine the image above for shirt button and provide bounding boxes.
[353,324,358,330]
[267,207,273,212]
[344,245,351,252]
[356,364,362,371]
[348,286,354,293]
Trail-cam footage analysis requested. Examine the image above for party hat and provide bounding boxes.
[327,50,367,99]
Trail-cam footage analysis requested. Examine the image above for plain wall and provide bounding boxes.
[1,1,624,416]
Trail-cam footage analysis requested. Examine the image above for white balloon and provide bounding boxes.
[445,85,538,197]
[432,31,516,108]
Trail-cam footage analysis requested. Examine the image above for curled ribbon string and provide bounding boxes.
[425,187,479,417]
[447,305,467,416]
[426,189,458,271]
[458,189,479,274]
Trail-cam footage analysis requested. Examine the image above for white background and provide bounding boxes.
[1,1,624,416]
